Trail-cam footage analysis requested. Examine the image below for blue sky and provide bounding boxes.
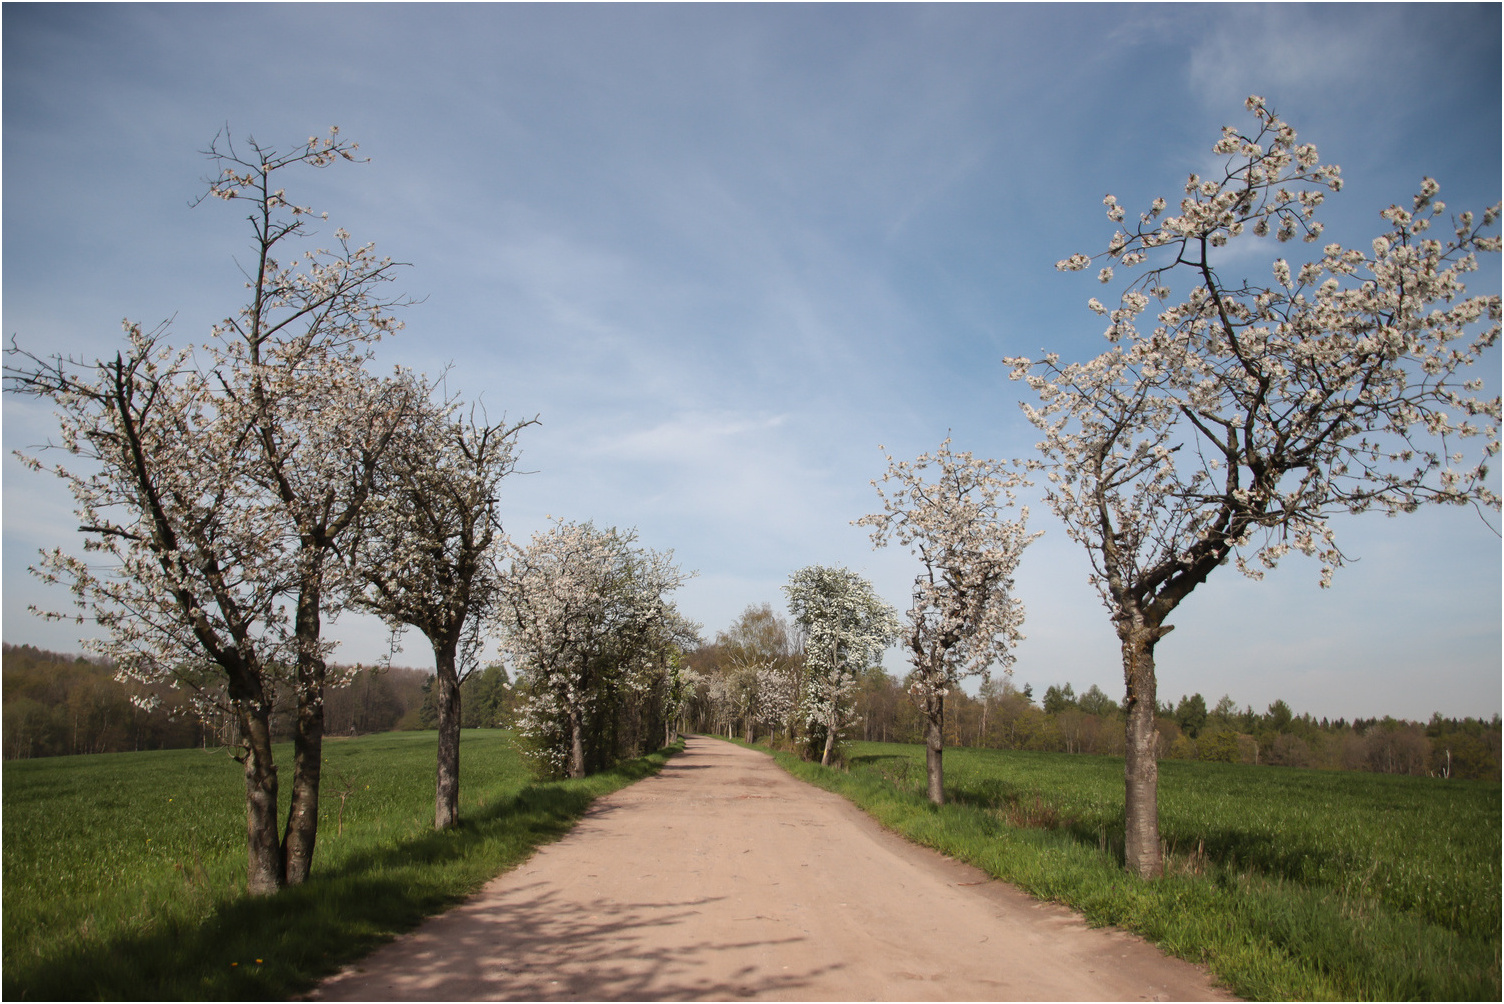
[4,3,1499,721]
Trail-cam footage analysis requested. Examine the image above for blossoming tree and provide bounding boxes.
[783,565,899,765]
[1008,97,1500,877]
[857,439,1039,803]
[349,399,536,829]
[498,520,692,777]
[715,603,801,742]
[6,128,414,892]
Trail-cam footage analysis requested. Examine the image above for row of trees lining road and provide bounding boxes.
[698,601,803,744]
[676,613,1501,783]
[497,520,697,778]
[1005,97,1501,877]
[6,98,1497,892]
[7,129,424,893]
[4,130,585,894]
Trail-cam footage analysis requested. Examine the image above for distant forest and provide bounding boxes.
[2,644,513,760]
[4,642,1497,781]
[679,647,1502,783]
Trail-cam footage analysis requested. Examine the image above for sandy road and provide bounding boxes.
[313,736,1233,1001]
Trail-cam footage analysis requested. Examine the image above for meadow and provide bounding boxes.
[760,739,1501,1001]
[2,730,676,1000]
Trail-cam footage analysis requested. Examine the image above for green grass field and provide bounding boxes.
[7,731,1498,1001]
[755,739,1500,1001]
[3,730,677,1000]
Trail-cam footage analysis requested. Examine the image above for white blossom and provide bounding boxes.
[1006,98,1500,879]
[856,439,1039,802]
[6,126,414,892]
[496,520,693,777]
[783,565,898,765]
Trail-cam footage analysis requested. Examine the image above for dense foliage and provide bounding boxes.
[498,520,698,777]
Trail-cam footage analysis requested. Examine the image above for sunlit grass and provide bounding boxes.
[3,730,678,1000]
[748,738,1500,1001]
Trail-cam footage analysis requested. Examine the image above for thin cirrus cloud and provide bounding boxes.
[2,3,1497,721]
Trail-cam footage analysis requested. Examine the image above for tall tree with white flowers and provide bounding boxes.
[498,520,691,777]
[1008,97,1500,877]
[783,565,899,765]
[349,399,535,829]
[6,128,415,892]
[857,440,1039,804]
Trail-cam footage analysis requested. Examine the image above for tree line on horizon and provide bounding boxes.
[678,608,1500,783]
[14,635,1495,784]
[1,643,518,761]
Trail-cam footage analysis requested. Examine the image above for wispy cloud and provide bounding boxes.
[3,3,1497,717]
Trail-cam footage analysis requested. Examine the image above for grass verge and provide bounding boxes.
[3,730,679,1000]
[730,737,1500,1002]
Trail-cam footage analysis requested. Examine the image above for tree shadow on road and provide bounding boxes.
[314,882,842,1001]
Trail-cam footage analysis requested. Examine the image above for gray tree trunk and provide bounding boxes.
[1120,619,1164,878]
[434,641,462,829]
[282,587,326,886]
[820,716,837,766]
[925,690,945,805]
[240,701,283,896]
[569,707,586,779]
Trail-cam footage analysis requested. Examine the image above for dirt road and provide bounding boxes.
[313,736,1233,1001]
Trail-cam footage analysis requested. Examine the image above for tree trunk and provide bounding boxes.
[283,689,323,884]
[434,641,462,830]
[1120,617,1164,878]
[925,690,945,805]
[282,586,326,886]
[569,706,586,779]
[240,699,283,896]
[820,715,837,766]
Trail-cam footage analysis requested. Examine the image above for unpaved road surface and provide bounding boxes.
[313,737,1234,1001]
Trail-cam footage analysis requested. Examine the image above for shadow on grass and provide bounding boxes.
[4,747,676,1002]
[795,746,1500,1001]
[851,752,1381,890]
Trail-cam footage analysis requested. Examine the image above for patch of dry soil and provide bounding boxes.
[312,736,1236,1001]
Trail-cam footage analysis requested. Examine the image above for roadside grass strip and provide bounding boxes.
[3,730,680,1001]
[742,738,1500,1002]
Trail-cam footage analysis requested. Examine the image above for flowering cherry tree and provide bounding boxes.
[783,565,899,765]
[658,654,698,747]
[857,439,1039,803]
[349,398,535,829]
[715,603,801,741]
[754,664,800,738]
[498,520,691,777]
[1008,97,1500,877]
[5,128,413,893]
